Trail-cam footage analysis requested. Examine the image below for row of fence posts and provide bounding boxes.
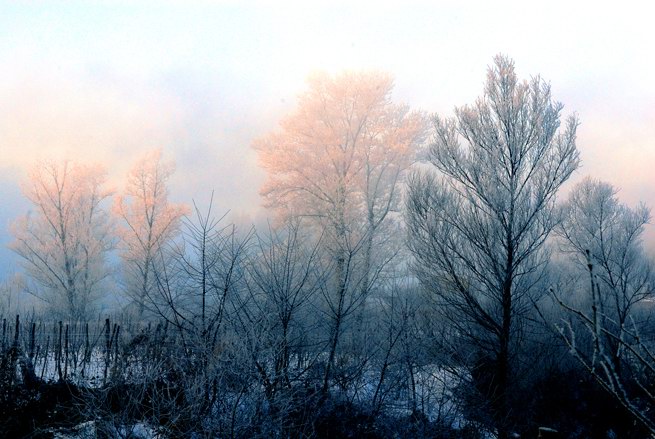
[0,315,124,385]
[0,314,173,388]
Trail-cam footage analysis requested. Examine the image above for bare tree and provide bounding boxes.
[556,178,652,332]
[406,55,579,438]
[254,71,426,394]
[124,196,254,437]
[254,71,425,289]
[246,219,322,393]
[141,194,251,353]
[553,255,655,435]
[221,219,326,436]
[10,160,114,320]
[114,149,187,317]
[552,178,655,434]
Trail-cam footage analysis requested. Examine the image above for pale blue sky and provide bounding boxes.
[1,1,654,277]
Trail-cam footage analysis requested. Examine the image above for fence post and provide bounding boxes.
[103,318,110,385]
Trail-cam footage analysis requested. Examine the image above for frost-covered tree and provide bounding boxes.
[406,55,579,437]
[254,70,426,285]
[556,177,652,329]
[254,71,426,393]
[553,178,655,434]
[114,149,187,317]
[245,220,322,392]
[10,160,114,320]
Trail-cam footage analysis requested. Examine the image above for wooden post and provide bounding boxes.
[103,318,110,385]
[29,322,36,361]
[41,335,49,381]
[63,324,69,380]
[56,321,63,382]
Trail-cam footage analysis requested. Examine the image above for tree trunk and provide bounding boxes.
[496,243,514,439]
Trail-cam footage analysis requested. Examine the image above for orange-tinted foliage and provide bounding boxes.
[254,71,427,234]
[114,149,188,298]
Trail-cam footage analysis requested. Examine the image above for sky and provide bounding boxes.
[1,1,654,277]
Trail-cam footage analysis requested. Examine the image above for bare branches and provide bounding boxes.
[553,260,655,434]
[10,160,114,320]
[553,178,655,434]
[114,149,188,318]
[406,55,579,438]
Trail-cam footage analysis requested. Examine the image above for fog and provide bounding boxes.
[1,1,654,272]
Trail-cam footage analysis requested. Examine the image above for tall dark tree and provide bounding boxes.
[406,55,579,437]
